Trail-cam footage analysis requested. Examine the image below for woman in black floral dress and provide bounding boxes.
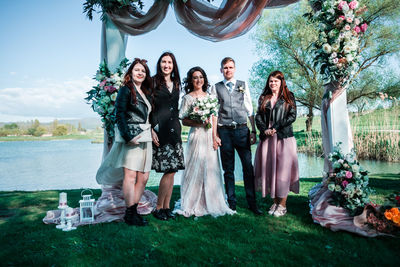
[150,52,185,220]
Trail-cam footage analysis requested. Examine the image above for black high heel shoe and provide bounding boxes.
[152,208,168,221]
[163,208,176,220]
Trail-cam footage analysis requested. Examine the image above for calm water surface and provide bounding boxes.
[0,140,398,191]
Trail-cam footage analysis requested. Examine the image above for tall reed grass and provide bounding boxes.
[351,106,399,162]
[295,106,399,162]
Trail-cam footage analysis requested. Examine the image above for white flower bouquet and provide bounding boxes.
[85,58,128,139]
[187,96,219,129]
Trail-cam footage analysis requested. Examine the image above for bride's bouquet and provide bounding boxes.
[187,96,219,129]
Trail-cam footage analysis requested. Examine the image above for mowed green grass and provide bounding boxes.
[1,173,400,266]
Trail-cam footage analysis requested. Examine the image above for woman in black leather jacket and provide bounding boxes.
[97,58,153,226]
[254,71,299,217]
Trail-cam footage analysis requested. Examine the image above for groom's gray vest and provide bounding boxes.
[215,80,248,125]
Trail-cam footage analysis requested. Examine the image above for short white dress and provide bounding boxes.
[96,92,152,185]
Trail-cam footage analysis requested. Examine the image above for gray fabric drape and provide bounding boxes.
[105,0,300,41]
[106,0,170,36]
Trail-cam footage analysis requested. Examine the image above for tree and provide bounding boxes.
[53,125,68,136]
[26,119,46,137]
[250,2,324,132]
[250,0,400,131]
[4,123,18,130]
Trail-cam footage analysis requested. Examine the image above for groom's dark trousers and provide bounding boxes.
[218,125,257,208]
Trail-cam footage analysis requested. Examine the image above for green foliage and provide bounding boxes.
[3,123,18,130]
[52,125,68,136]
[26,119,47,137]
[83,0,145,20]
[250,2,323,131]
[1,177,399,265]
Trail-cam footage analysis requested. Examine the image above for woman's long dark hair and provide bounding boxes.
[259,70,295,111]
[183,66,209,94]
[153,52,181,91]
[123,58,152,104]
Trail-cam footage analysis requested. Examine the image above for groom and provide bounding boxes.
[210,57,262,215]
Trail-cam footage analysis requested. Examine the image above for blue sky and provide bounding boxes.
[0,0,275,122]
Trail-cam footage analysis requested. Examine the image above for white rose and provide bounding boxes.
[322,43,332,53]
[332,43,340,52]
[110,92,117,101]
[343,46,352,54]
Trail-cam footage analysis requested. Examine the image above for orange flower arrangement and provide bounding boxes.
[384,207,400,227]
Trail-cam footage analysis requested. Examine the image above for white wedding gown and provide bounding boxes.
[174,94,235,217]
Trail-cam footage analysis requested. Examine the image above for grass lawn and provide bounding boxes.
[1,174,399,266]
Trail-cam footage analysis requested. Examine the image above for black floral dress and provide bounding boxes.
[150,84,185,173]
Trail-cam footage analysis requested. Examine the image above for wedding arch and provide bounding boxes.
[85,0,375,235]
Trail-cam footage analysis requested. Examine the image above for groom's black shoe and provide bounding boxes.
[248,205,263,215]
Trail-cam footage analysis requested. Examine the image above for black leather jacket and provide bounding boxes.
[255,92,297,140]
[115,85,151,143]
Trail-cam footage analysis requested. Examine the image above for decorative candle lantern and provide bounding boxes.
[56,192,68,229]
[79,189,95,223]
[58,192,68,208]
[62,207,77,231]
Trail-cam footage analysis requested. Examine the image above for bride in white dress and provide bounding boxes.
[174,66,235,217]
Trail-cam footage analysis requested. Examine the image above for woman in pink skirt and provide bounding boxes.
[254,71,299,217]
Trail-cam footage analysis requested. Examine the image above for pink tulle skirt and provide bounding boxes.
[254,135,299,198]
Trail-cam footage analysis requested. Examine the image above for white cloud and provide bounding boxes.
[9,72,16,75]
[0,76,97,122]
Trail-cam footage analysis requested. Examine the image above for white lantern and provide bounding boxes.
[79,189,95,223]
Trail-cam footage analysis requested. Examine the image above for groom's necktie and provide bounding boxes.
[226,82,234,93]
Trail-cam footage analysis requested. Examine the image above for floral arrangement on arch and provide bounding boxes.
[85,58,129,139]
[187,96,219,129]
[307,0,368,85]
[326,144,373,216]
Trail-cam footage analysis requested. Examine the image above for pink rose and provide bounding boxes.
[360,23,368,32]
[193,107,199,113]
[104,85,110,91]
[338,1,347,10]
[346,17,353,23]
[345,171,353,179]
[339,15,345,20]
[354,26,361,33]
[342,180,349,188]
[107,86,116,93]
[99,80,106,87]
[345,24,351,31]
[349,1,359,10]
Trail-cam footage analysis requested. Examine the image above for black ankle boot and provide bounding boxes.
[163,208,176,220]
[124,204,148,226]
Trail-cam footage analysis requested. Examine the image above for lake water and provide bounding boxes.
[0,139,399,191]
